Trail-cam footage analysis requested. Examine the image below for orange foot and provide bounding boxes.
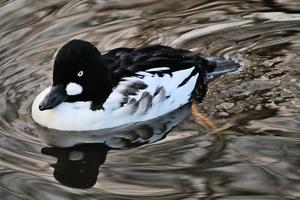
[191,99,219,136]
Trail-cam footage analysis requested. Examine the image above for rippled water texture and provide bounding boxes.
[1,0,300,199]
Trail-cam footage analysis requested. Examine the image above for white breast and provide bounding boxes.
[32,67,198,131]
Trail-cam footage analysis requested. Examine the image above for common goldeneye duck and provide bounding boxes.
[32,39,240,131]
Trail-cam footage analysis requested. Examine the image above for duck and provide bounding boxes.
[32,39,240,131]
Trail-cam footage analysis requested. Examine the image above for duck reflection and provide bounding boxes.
[41,104,190,188]
[42,143,109,189]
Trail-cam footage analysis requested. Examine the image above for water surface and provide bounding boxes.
[0,0,300,199]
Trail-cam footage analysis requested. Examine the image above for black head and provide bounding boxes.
[39,40,113,111]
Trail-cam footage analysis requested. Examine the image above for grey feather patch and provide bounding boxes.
[131,81,148,90]
[120,81,148,106]
[126,98,139,114]
[154,87,167,103]
[121,81,148,96]
[121,87,136,96]
[124,87,138,96]
[153,86,163,97]
[137,92,153,113]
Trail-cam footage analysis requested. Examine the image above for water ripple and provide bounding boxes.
[0,0,299,199]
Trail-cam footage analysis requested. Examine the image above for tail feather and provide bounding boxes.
[205,57,241,80]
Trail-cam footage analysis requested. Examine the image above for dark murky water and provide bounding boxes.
[1,0,300,199]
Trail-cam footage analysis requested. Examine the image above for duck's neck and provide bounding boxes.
[66,57,114,110]
[88,60,114,110]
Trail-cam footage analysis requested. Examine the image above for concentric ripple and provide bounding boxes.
[0,0,300,199]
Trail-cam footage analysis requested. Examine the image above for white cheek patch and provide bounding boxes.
[66,82,83,96]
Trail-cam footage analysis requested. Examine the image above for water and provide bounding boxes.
[0,0,300,199]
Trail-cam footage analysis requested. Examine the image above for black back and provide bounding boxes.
[103,45,209,82]
[103,45,210,101]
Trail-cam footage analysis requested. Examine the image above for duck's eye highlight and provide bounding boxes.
[77,70,84,77]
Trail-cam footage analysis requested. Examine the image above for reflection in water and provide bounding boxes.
[40,105,190,188]
[264,0,300,13]
[0,0,300,199]
[42,143,109,189]
[37,104,190,148]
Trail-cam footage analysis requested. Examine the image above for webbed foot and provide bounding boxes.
[191,99,219,136]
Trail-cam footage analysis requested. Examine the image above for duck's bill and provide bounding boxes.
[39,84,68,111]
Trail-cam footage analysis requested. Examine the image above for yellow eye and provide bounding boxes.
[77,70,84,77]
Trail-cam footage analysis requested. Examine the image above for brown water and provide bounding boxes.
[1,0,300,199]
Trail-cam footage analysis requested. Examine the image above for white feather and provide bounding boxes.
[32,67,198,131]
[146,67,169,72]
[66,82,83,96]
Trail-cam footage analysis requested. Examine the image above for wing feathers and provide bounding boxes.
[104,67,198,116]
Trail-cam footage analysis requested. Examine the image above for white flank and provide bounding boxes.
[32,67,198,131]
[66,82,83,96]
